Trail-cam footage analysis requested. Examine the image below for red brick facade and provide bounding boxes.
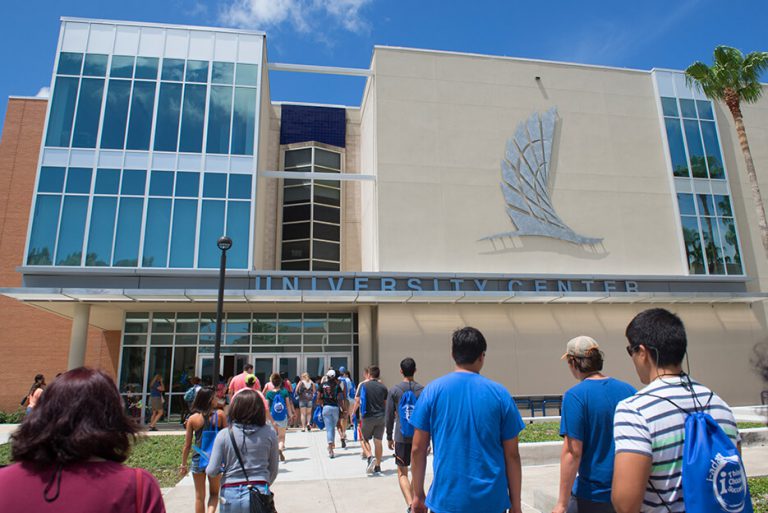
[0,98,119,413]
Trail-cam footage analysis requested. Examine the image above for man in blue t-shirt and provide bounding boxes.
[553,336,636,513]
[410,327,526,513]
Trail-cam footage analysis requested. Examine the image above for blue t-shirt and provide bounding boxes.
[559,377,636,503]
[410,372,525,513]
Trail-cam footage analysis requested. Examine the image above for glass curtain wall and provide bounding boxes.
[119,311,358,422]
[281,146,343,271]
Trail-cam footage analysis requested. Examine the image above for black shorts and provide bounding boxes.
[394,441,412,467]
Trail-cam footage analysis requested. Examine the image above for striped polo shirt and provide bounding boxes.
[613,376,739,513]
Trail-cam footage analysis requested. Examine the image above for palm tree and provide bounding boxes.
[686,46,768,259]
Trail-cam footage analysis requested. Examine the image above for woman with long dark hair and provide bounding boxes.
[181,386,227,513]
[24,373,46,415]
[0,367,165,512]
[206,389,279,513]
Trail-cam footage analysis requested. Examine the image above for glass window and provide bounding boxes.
[198,200,225,268]
[206,86,232,154]
[176,312,199,333]
[696,100,714,120]
[169,199,197,268]
[126,81,156,150]
[231,87,257,155]
[312,260,339,271]
[285,149,312,168]
[85,196,117,266]
[718,217,742,274]
[125,312,149,332]
[313,241,340,261]
[152,312,175,334]
[161,59,185,81]
[228,174,252,199]
[38,167,65,193]
[121,170,147,196]
[55,196,88,265]
[154,83,183,151]
[315,149,341,170]
[27,195,62,265]
[282,222,310,240]
[212,62,234,84]
[700,217,725,274]
[45,77,79,147]
[95,168,120,194]
[175,172,200,197]
[284,186,311,205]
[110,55,134,78]
[697,194,715,217]
[314,185,341,207]
[226,313,250,334]
[83,54,108,76]
[314,222,340,241]
[58,52,83,75]
[664,118,688,177]
[676,193,696,216]
[226,201,249,269]
[119,347,146,390]
[135,57,159,80]
[714,195,732,217]
[283,204,310,223]
[72,78,105,148]
[65,167,92,194]
[186,60,209,83]
[329,314,352,333]
[100,79,131,149]
[282,240,309,261]
[679,99,697,118]
[661,97,678,117]
[681,216,705,274]
[113,197,144,266]
[235,64,258,86]
[314,205,340,224]
[683,120,707,178]
[150,171,174,196]
[179,84,206,153]
[282,260,310,270]
[147,347,172,393]
[700,121,724,179]
[172,347,197,391]
[143,198,172,267]
[203,173,227,198]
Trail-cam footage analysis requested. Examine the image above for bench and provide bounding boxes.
[514,395,563,417]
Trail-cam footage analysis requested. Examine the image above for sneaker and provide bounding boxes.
[279,450,285,462]
[373,465,381,474]
[341,439,347,449]
[366,456,376,474]
[149,426,158,432]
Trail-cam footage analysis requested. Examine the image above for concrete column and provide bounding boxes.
[67,303,91,370]
[357,305,373,381]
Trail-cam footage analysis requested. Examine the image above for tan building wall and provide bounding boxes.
[375,302,765,406]
[0,98,117,413]
[369,48,691,275]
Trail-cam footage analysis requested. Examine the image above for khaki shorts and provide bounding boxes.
[150,396,164,411]
[360,416,385,441]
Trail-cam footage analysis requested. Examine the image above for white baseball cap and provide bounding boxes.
[561,335,600,359]
[326,369,336,378]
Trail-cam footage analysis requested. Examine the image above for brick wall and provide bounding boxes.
[0,98,117,413]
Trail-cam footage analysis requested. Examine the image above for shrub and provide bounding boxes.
[0,408,25,424]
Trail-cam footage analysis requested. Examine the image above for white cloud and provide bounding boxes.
[35,87,50,98]
[220,0,372,35]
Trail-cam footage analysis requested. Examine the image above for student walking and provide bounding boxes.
[385,357,425,509]
[553,336,635,513]
[295,372,317,431]
[228,364,258,398]
[612,308,743,513]
[181,387,227,513]
[320,370,346,458]
[265,373,295,462]
[410,327,526,513]
[353,367,372,459]
[357,365,388,474]
[148,374,166,431]
[23,373,46,415]
[0,368,165,512]
[206,389,279,513]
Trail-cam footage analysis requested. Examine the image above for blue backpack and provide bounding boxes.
[359,382,367,417]
[271,391,288,422]
[644,391,753,513]
[183,384,199,404]
[398,383,418,438]
[191,411,218,468]
[313,405,325,429]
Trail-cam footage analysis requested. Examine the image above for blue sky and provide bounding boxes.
[1,0,766,133]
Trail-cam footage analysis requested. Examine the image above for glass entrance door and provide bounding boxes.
[278,355,299,382]
[252,357,274,390]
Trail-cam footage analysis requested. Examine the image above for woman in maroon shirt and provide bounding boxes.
[0,367,165,513]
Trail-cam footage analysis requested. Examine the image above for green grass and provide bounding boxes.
[739,422,767,429]
[750,476,768,513]
[0,435,186,488]
[519,422,561,443]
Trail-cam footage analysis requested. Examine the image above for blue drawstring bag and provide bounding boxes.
[191,411,218,468]
[313,405,325,430]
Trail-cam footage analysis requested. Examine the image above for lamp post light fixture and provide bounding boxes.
[212,236,232,386]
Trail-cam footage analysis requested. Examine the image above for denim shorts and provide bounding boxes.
[220,484,273,513]
[299,400,313,409]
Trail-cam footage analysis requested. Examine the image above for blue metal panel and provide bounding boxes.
[280,105,346,148]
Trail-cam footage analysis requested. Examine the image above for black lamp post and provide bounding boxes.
[213,236,232,386]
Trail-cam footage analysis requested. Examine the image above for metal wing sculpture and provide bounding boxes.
[482,107,602,245]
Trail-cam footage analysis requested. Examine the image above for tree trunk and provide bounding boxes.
[729,105,768,260]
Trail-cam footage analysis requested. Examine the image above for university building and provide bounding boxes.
[1,17,767,417]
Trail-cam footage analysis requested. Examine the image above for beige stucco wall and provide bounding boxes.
[371,48,687,275]
[374,303,765,406]
[359,62,379,271]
